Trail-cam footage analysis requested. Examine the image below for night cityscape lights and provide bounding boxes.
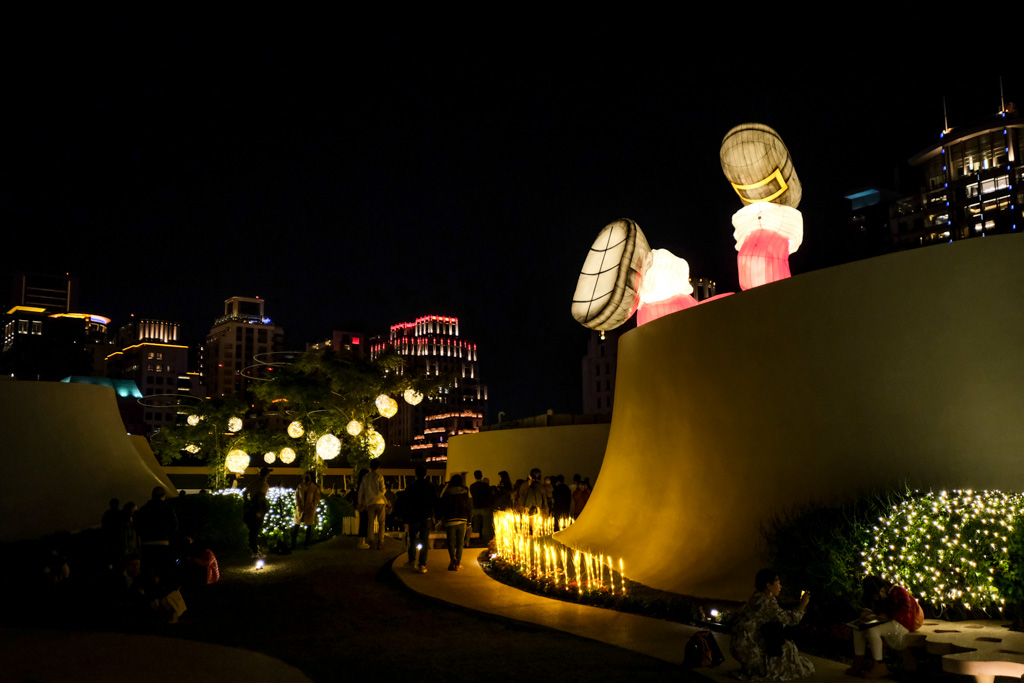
[860,489,1022,615]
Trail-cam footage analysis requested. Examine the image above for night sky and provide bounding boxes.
[2,11,1017,419]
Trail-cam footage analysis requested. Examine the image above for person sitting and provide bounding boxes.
[847,575,924,679]
[729,568,814,681]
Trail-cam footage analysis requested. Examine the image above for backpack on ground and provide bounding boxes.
[683,629,725,667]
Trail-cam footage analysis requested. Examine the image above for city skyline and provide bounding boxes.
[3,13,1018,419]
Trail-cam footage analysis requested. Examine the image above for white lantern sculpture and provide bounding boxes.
[279,447,296,464]
[365,428,385,458]
[287,421,304,438]
[225,449,250,474]
[187,414,201,426]
[227,416,243,433]
[264,451,277,464]
[403,388,424,406]
[346,419,363,436]
[571,218,650,331]
[316,433,341,460]
[375,394,398,418]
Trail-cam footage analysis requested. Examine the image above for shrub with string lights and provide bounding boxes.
[860,489,1023,618]
[215,487,328,546]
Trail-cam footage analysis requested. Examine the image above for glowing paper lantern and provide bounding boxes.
[279,447,296,464]
[365,429,385,458]
[731,203,804,290]
[225,449,250,474]
[227,416,243,433]
[187,414,201,426]
[375,394,398,418]
[403,388,424,406]
[720,123,802,208]
[571,219,651,331]
[316,433,341,460]
[634,249,698,326]
[287,421,304,438]
[264,451,277,464]
[346,420,363,436]
[185,444,200,454]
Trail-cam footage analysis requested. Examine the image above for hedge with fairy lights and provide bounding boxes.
[765,488,1024,622]
[861,489,1023,619]
[215,487,330,547]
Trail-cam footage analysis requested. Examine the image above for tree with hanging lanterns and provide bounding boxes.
[251,348,447,476]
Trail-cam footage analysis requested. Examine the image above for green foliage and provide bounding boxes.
[170,492,248,555]
[763,491,908,617]
[862,489,1024,619]
[323,495,356,536]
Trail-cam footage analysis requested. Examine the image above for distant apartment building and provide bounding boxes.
[370,314,487,463]
[307,330,365,359]
[203,297,284,403]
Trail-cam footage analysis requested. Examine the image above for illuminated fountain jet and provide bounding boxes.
[571,122,803,331]
[720,123,803,290]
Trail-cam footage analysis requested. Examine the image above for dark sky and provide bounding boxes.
[2,12,1017,419]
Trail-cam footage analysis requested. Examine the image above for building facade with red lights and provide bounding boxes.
[370,314,487,462]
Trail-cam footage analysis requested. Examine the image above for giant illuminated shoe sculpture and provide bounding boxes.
[720,123,803,290]
[571,219,698,331]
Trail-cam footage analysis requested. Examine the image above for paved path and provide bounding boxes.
[391,547,860,682]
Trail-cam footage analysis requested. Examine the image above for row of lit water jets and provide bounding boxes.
[492,510,627,596]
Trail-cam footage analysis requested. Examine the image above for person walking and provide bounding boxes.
[243,467,272,557]
[291,471,321,549]
[401,465,438,573]
[439,474,472,571]
[358,460,388,550]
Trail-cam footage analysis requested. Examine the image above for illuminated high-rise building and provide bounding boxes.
[890,102,1023,249]
[370,314,487,463]
[203,297,284,402]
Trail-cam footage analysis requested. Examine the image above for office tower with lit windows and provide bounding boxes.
[370,314,487,462]
[890,102,1023,249]
[105,317,189,434]
[203,297,284,402]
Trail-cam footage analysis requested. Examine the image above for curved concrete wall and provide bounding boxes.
[446,424,610,486]
[0,381,171,541]
[555,234,1024,601]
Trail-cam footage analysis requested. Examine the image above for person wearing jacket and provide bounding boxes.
[847,575,924,678]
[439,474,472,571]
[358,460,388,550]
[400,465,438,573]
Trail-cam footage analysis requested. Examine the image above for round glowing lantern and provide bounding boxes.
[365,428,385,458]
[279,447,296,464]
[264,451,277,464]
[287,421,304,438]
[346,420,363,436]
[316,433,341,460]
[185,444,200,454]
[403,388,424,406]
[187,414,201,426]
[227,416,243,433]
[375,394,398,418]
[225,449,250,474]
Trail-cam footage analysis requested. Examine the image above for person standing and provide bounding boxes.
[401,465,437,573]
[358,460,387,550]
[469,470,494,546]
[292,471,321,549]
[439,474,472,571]
[515,468,548,515]
[551,475,572,529]
[135,487,178,585]
[243,467,272,557]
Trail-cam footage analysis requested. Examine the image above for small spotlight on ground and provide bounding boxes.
[255,559,265,570]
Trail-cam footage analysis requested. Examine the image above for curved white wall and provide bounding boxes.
[0,381,171,541]
[555,235,1024,601]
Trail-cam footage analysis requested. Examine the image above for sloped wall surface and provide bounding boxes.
[0,381,170,541]
[555,235,1024,601]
